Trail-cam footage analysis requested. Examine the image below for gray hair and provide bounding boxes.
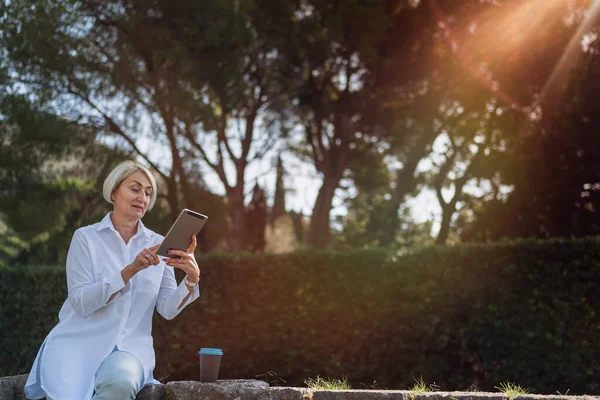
[102,161,158,211]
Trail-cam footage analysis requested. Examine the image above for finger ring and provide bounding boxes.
[144,253,151,260]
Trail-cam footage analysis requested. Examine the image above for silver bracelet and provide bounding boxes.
[184,276,198,287]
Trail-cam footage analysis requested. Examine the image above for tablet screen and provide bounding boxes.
[157,209,208,257]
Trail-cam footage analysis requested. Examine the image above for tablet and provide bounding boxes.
[157,208,208,257]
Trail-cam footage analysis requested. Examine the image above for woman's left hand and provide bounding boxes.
[162,234,200,284]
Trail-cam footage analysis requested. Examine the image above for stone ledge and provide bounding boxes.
[0,379,14,400]
[0,375,22,400]
[167,381,308,400]
[308,391,600,400]
[1,375,599,400]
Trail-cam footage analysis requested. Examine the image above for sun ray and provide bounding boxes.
[537,0,600,108]
[429,0,600,121]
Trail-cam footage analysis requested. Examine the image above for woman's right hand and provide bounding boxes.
[131,244,161,272]
[113,244,161,303]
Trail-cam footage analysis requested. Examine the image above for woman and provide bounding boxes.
[25,161,201,400]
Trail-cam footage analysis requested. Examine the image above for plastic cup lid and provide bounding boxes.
[199,348,223,355]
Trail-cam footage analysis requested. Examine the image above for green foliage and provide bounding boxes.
[0,93,132,265]
[1,0,288,251]
[305,375,351,390]
[495,382,529,399]
[0,228,28,267]
[410,376,438,393]
[0,264,68,375]
[2,0,599,254]
[1,238,600,395]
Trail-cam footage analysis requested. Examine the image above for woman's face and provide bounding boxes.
[112,171,153,219]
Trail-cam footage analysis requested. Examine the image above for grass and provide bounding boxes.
[410,376,440,393]
[255,370,288,386]
[304,375,351,390]
[495,382,529,399]
[465,384,480,392]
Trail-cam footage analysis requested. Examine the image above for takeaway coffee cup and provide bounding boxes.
[198,348,223,382]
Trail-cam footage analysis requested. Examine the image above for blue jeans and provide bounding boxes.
[91,347,144,400]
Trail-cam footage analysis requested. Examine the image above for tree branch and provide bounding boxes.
[216,98,239,165]
[309,73,329,161]
[249,128,279,162]
[183,123,231,192]
[66,87,169,181]
[434,147,456,208]
[240,113,257,163]
[305,122,323,172]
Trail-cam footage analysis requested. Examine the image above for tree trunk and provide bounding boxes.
[306,173,341,248]
[165,176,180,223]
[378,160,421,247]
[228,185,247,250]
[290,211,305,243]
[270,155,286,227]
[163,113,209,250]
[435,205,453,245]
[378,130,440,246]
[246,184,267,252]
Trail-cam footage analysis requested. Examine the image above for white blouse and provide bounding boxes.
[25,212,200,400]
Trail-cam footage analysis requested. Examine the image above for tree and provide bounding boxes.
[429,101,503,245]
[358,0,599,245]
[1,0,285,250]
[1,0,190,220]
[0,92,128,264]
[245,183,267,252]
[167,0,290,250]
[262,0,431,248]
[333,0,479,247]
[431,0,600,240]
[270,155,286,227]
[461,56,600,240]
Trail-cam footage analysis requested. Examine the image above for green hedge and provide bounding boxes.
[1,238,599,394]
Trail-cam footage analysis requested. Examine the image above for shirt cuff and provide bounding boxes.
[107,268,126,297]
[174,278,200,307]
